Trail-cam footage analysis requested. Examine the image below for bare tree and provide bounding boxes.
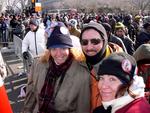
[4,0,28,13]
[63,0,87,10]
[0,0,7,12]
[63,0,105,12]
[128,0,150,12]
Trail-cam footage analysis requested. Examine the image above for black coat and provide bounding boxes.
[121,36,135,55]
[93,105,111,113]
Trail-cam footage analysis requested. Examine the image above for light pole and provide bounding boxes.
[31,0,35,13]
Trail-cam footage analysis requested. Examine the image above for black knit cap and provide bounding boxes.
[46,23,73,49]
[102,23,112,32]
[98,52,137,84]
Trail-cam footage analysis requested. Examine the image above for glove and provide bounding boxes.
[23,52,29,60]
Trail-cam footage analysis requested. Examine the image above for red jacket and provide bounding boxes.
[116,97,150,113]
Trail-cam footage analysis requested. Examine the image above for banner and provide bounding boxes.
[35,3,42,12]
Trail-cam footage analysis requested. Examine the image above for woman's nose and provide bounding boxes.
[100,80,110,89]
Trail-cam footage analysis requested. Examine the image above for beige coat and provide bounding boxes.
[23,58,90,113]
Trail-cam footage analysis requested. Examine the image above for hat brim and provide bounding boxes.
[48,44,73,49]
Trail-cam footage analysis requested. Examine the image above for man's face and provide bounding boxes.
[81,29,104,56]
[115,28,125,38]
[29,24,37,31]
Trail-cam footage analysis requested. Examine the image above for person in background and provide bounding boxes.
[108,14,116,34]
[22,19,46,59]
[93,52,150,113]
[23,23,90,113]
[123,14,136,42]
[80,22,123,113]
[22,19,46,73]
[115,22,135,55]
[44,21,58,40]
[133,44,150,103]
[68,19,81,37]
[102,23,127,53]
[0,17,8,47]
[132,15,142,38]
[135,16,150,49]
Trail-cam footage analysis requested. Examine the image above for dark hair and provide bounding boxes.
[137,59,150,66]
[143,23,150,29]
[116,81,137,99]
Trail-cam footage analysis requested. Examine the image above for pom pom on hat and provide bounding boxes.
[47,23,73,49]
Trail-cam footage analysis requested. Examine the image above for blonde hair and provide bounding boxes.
[39,48,86,63]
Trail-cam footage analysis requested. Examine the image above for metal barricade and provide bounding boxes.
[13,35,33,74]
[13,35,22,60]
[23,51,34,73]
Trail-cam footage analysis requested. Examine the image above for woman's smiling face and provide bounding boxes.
[50,48,70,65]
[98,75,122,102]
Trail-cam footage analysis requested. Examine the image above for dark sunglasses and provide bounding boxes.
[80,38,103,46]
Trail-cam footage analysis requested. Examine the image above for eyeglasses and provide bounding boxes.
[80,38,103,46]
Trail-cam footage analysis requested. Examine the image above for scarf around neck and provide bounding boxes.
[38,53,73,113]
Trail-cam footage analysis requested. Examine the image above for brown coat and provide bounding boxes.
[69,28,81,38]
[23,59,91,113]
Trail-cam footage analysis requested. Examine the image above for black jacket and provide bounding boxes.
[93,105,111,113]
[120,36,135,55]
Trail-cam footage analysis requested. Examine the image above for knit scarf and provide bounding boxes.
[38,53,73,113]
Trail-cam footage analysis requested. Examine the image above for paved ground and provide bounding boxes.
[1,48,27,113]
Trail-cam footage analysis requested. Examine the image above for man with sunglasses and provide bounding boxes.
[80,22,123,113]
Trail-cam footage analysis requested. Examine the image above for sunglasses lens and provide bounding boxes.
[81,39,88,45]
[81,39,102,46]
[91,39,101,45]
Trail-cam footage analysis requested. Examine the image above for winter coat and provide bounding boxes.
[93,97,150,113]
[22,27,46,57]
[116,97,150,113]
[109,34,127,53]
[120,36,135,55]
[93,70,149,113]
[69,28,81,38]
[90,43,123,113]
[135,30,150,49]
[23,59,90,113]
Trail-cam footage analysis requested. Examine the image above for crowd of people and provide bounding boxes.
[0,11,150,113]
